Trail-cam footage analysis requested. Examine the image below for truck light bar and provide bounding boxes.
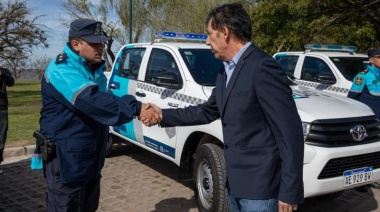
[304,44,357,52]
[155,31,207,41]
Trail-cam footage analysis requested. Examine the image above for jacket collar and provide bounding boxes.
[219,44,255,115]
[63,43,107,79]
[368,65,380,79]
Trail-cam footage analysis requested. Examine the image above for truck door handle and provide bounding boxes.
[109,84,117,90]
[135,91,146,97]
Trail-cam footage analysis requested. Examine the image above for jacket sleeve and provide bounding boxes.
[347,75,365,100]
[255,58,304,204]
[0,68,15,87]
[160,88,220,127]
[74,85,142,126]
[45,66,142,126]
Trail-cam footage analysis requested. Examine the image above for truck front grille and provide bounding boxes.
[305,115,380,147]
[318,151,380,179]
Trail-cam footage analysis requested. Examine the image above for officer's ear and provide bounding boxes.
[70,38,82,53]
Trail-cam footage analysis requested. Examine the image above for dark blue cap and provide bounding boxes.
[69,19,108,43]
[368,47,380,58]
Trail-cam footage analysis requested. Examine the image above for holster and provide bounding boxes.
[33,130,56,162]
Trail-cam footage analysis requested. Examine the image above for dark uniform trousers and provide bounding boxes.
[0,110,8,163]
[45,157,101,212]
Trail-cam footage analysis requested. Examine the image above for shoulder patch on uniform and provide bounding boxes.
[373,80,378,85]
[55,53,67,64]
[360,69,369,74]
[355,76,363,85]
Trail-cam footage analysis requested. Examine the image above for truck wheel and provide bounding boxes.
[193,143,229,212]
[105,134,113,157]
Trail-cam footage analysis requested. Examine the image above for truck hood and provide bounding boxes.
[202,85,374,122]
[291,85,373,122]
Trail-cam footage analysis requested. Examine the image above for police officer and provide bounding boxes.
[348,47,380,117]
[348,47,380,191]
[39,19,158,211]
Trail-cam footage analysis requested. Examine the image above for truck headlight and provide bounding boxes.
[302,122,310,140]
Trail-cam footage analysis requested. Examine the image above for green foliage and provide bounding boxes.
[250,0,380,55]
[7,80,41,146]
[67,0,380,56]
[150,0,254,35]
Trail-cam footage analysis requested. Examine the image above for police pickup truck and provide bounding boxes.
[273,44,369,96]
[106,33,380,212]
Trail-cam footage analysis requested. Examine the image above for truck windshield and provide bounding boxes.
[330,57,369,81]
[179,49,223,86]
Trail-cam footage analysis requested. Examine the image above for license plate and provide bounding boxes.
[343,167,373,187]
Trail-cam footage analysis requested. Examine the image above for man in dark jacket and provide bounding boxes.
[142,3,304,212]
[0,67,15,174]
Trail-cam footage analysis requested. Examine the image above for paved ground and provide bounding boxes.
[1,143,380,212]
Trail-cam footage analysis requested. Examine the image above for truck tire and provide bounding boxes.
[193,143,230,212]
[105,134,113,157]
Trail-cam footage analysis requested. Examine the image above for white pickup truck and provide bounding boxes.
[106,34,380,212]
[273,44,369,96]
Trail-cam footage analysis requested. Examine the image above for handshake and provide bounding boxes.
[139,103,162,127]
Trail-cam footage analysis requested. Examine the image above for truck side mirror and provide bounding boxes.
[152,72,183,89]
[314,73,336,84]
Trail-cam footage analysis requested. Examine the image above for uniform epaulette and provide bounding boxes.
[55,53,67,64]
[360,69,369,75]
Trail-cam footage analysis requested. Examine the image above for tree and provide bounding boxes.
[0,0,48,60]
[307,0,380,52]
[103,0,167,44]
[150,0,255,36]
[3,52,28,79]
[31,56,51,80]
[250,0,380,55]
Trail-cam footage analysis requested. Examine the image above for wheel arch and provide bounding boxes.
[179,131,223,180]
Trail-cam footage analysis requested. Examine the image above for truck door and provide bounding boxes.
[299,56,338,95]
[108,47,146,143]
[135,47,184,160]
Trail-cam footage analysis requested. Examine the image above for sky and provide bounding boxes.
[26,0,71,60]
[25,0,108,60]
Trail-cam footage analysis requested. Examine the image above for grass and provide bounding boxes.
[6,80,41,147]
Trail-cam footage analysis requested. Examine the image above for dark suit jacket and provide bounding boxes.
[161,44,304,204]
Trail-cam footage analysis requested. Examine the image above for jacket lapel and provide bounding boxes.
[220,45,255,116]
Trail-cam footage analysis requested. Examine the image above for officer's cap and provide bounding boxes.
[69,19,108,43]
[368,47,380,58]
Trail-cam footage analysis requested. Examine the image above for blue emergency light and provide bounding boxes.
[304,44,357,52]
[155,31,207,41]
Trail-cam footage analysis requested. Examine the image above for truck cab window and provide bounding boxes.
[145,49,181,83]
[301,57,334,82]
[118,48,145,80]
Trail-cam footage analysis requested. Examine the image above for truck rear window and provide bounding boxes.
[275,55,299,76]
[330,57,369,81]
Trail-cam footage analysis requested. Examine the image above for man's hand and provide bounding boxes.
[279,201,297,212]
[139,103,162,126]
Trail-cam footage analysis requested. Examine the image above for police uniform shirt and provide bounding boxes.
[348,65,380,117]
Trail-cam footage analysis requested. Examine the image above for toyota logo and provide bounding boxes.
[350,125,367,142]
